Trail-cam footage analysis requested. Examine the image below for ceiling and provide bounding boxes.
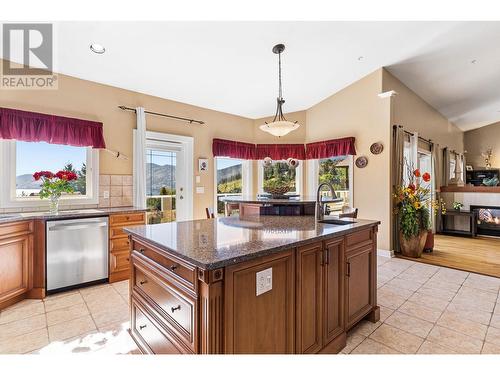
[2,21,500,130]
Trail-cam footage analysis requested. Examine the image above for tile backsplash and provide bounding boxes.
[99,174,133,208]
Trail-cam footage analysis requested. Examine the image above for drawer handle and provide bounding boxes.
[126,216,130,220]
[126,257,130,262]
[139,280,148,285]
[138,248,145,254]
[346,261,351,277]
[170,264,178,272]
[139,324,147,330]
[171,305,181,313]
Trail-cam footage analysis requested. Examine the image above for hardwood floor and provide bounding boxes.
[398,234,500,278]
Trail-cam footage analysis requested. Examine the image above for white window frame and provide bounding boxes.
[257,160,303,195]
[307,155,354,208]
[214,157,252,212]
[0,139,99,209]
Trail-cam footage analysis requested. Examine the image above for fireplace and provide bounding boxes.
[471,205,500,237]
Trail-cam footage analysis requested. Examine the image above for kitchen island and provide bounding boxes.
[124,215,380,354]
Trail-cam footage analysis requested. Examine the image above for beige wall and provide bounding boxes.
[306,69,392,251]
[382,69,464,152]
[0,63,254,219]
[464,121,500,169]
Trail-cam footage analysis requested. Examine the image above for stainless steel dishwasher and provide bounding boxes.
[46,216,109,293]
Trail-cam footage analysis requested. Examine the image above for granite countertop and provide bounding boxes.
[0,207,147,224]
[220,195,343,205]
[124,216,380,270]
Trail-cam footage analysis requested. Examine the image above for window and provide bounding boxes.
[215,157,251,215]
[0,140,99,207]
[318,156,352,213]
[258,160,303,195]
[145,148,176,224]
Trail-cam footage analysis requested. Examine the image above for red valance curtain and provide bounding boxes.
[212,138,256,160]
[256,143,306,160]
[0,107,106,148]
[305,137,356,159]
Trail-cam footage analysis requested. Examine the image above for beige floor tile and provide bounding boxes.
[350,338,400,354]
[111,280,129,296]
[369,323,424,353]
[378,288,407,310]
[46,303,90,326]
[340,332,365,354]
[378,268,403,280]
[385,311,434,338]
[463,276,500,294]
[0,301,45,324]
[92,305,129,329]
[423,279,462,293]
[427,325,483,354]
[78,283,113,297]
[81,285,120,302]
[490,313,500,329]
[481,341,500,354]
[457,286,498,302]
[48,315,97,342]
[348,320,382,337]
[85,293,127,315]
[0,313,46,341]
[417,340,457,354]
[408,292,449,311]
[445,303,492,325]
[1,298,43,312]
[0,328,49,354]
[385,277,423,293]
[397,268,434,284]
[380,260,412,274]
[378,284,414,299]
[437,311,487,340]
[398,300,443,323]
[377,255,391,265]
[431,268,469,284]
[417,286,456,302]
[485,325,500,346]
[450,295,495,313]
[379,306,395,322]
[44,293,85,312]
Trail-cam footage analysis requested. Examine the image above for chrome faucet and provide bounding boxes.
[316,182,336,220]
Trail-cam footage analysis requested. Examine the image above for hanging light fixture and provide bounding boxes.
[260,44,300,137]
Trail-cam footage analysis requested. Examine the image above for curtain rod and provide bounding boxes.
[118,106,205,125]
[393,125,433,145]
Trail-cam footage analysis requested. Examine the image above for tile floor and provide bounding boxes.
[1,256,500,354]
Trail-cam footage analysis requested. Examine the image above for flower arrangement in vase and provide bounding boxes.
[33,170,78,213]
[393,166,444,258]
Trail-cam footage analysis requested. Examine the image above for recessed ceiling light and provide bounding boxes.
[358,56,364,61]
[471,59,477,64]
[90,43,105,54]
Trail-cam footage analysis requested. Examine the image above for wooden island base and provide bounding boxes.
[127,224,379,354]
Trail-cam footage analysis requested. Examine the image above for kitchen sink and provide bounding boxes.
[318,219,356,225]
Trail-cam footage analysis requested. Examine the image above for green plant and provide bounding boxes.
[453,202,464,210]
[33,170,77,199]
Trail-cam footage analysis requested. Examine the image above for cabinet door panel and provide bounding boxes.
[323,239,344,344]
[296,242,323,354]
[345,246,373,328]
[0,235,32,303]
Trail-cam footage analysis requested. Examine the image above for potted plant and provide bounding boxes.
[453,202,464,212]
[394,167,441,258]
[33,170,78,213]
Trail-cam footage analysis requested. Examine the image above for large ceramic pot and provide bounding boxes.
[399,230,428,258]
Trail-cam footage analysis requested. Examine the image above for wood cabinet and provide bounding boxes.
[0,221,34,310]
[109,212,145,283]
[127,224,379,354]
[296,238,345,354]
[345,228,378,329]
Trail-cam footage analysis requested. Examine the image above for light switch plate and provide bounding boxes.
[196,186,205,194]
[103,190,110,199]
[256,267,272,296]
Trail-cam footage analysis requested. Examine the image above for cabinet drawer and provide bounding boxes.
[0,221,33,240]
[110,226,128,239]
[132,239,197,292]
[109,213,145,227]
[131,299,184,354]
[346,228,373,250]
[110,237,130,252]
[134,265,196,350]
[110,249,130,274]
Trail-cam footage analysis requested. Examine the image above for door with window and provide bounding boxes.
[144,133,192,224]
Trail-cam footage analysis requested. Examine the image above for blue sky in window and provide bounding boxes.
[217,158,242,170]
[16,141,86,176]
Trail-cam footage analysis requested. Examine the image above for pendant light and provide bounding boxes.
[259,44,300,137]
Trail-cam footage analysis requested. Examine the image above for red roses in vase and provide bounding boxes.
[33,170,78,213]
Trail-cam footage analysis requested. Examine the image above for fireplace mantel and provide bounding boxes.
[440,186,500,193]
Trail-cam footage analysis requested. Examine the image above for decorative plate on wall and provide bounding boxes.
[355,156,368,168]
[370,142,384,155]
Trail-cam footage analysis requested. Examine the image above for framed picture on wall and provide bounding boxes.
[199,158,208,172]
